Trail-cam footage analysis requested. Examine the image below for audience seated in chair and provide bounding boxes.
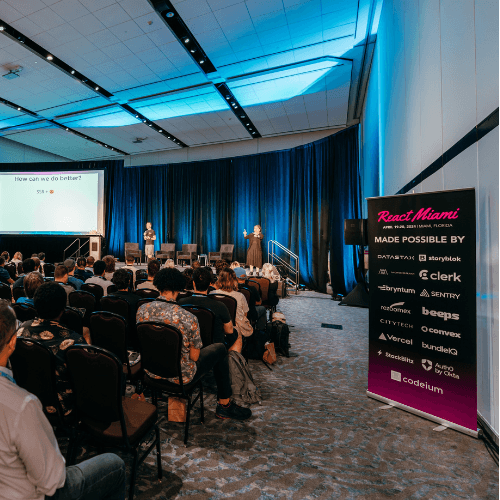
[63,258,84,291]
[54,266,74,305]
[13,258,40,289]
[136,268,252,421]
[11,252,22,265]
[234,268,267,330]
[262,263,280,308]
[102,255,116,281]
[0,257,14,285]
[110,269,141,325]
[211,268,254,352]
[230,261,247,277]
[85,255,95,272]
[74,256,93,282]
[17,272,44,308]
[37,252,46,272]
[179,268,238,350]
[183,267,194,290]
[16,282,90,416]
[215,259,229,276]
[0,300,126,500]
[1,251,9,263]
[84,260,114,296]
[122,255,138,285]
[163,258,175,269]
[136,259,160,292]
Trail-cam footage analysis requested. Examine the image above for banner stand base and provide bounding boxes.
[367,391,480,439]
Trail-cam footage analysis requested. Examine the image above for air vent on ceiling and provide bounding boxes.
[132,137,147,143]
[2,66,23,80]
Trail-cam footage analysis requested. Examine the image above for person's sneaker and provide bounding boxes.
[216,401,252,420]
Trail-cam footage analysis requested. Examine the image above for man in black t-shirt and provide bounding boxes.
[143,221,156,260]
[178,268,238,349]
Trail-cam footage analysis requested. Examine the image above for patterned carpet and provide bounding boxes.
[65,291,499,499]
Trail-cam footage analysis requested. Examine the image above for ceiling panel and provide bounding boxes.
[1,122,123,159]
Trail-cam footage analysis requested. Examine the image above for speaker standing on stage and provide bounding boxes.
[243,225,263,274]
[144,222,156,260]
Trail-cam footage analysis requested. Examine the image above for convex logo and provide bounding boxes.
[381,302,411,314]
[378,285,416,294]
[422,306,459,321]
[419,269,461,282]
[421,325,461,338]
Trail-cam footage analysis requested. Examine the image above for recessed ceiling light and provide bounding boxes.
[0,27,4,31]
[184,38,190,43]
[148,124,152,126]
[246,123,249,126]
[159,129,162,132]
[199,60,204,64]
[135,115,139,118]
[143,120,146,123]
[168,136,170,139]
[165,11,174,18]
[47,55,53,60]
[252,131,256,134]
[17,107,20,110]
[240,115,245,118]
[190,49,195,53]
[65,128,68,130]
[226,96,230,99]
[71,70,75,74]
[95,86,99,90]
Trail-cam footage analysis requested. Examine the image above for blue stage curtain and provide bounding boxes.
[106,126,360,294]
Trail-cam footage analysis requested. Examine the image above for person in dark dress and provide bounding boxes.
[243,225,263,274]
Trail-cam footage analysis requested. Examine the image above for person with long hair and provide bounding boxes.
[262,262,280,307]
[11,252,22,265]
[211,268,253,352]
[243,225,263,275]
[102,255,116,281]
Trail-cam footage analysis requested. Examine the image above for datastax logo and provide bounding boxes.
[422,306,459,321]
[381,302,411,314]
[419,269,461,282]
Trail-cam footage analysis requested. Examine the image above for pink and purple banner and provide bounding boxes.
[367,189,477,435]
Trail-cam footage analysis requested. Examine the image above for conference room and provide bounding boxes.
[0,0,497,498]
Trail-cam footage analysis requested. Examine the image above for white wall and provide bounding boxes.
[361,0,499,437]
[124,128,344,167]
[0,136,69,163]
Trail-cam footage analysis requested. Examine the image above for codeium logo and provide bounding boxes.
[422,306,459,321]
[419,269,461,282]
[381,302,411,314]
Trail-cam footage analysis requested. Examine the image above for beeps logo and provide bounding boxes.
[419,269,461,282]
[381,302,411,314]
[422,306,459,321]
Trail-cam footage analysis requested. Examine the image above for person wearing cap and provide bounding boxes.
[63,258,84,290]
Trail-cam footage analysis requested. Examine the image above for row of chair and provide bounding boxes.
[125,243,234,266]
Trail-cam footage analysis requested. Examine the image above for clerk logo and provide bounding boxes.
[419,269,461,282]
[381,302,411,314]
[422,359,433,371]
[422,306,459,321]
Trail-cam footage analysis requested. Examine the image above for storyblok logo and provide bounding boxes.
[419,254,427,261]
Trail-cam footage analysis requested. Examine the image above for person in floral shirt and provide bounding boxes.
[136,268,252,421]
[16,282,86,416]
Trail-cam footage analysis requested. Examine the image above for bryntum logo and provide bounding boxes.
[378,285,416,294]
[381,302,411,314]
[378,255,415,260]
[378,333,413,345]
[380,319,413,329]
[377,207,460,223]
[379,269,388,275]
[422,342,458,356]
[422,359,433,371]
[422,306,459,321]
[420,289,430,297]
[421,325,461,339]
[419,254,427,261]
[419,270,461,282]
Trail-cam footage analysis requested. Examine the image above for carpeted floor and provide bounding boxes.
[65,291,499,499]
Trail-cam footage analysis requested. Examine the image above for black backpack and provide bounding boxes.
[244,329,270,360]
[266,321,290,357]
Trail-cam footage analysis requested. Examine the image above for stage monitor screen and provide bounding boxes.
[0,170,105,235]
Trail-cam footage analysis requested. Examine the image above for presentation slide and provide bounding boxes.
[0,170,104,235]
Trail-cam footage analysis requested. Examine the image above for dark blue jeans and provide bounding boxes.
[191,343,232,400]
[48,453,126,500]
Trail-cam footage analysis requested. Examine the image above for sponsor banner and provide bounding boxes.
[367,189,476,432]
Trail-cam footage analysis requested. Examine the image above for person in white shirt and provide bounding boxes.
[0,300,126,499]
[122,255,138,285]
[84,260,114,296]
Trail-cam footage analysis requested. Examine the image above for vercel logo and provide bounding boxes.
[419,269,461,282]
[378,332,413,345]
[381,302,411,314]
[422,306,459,321]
